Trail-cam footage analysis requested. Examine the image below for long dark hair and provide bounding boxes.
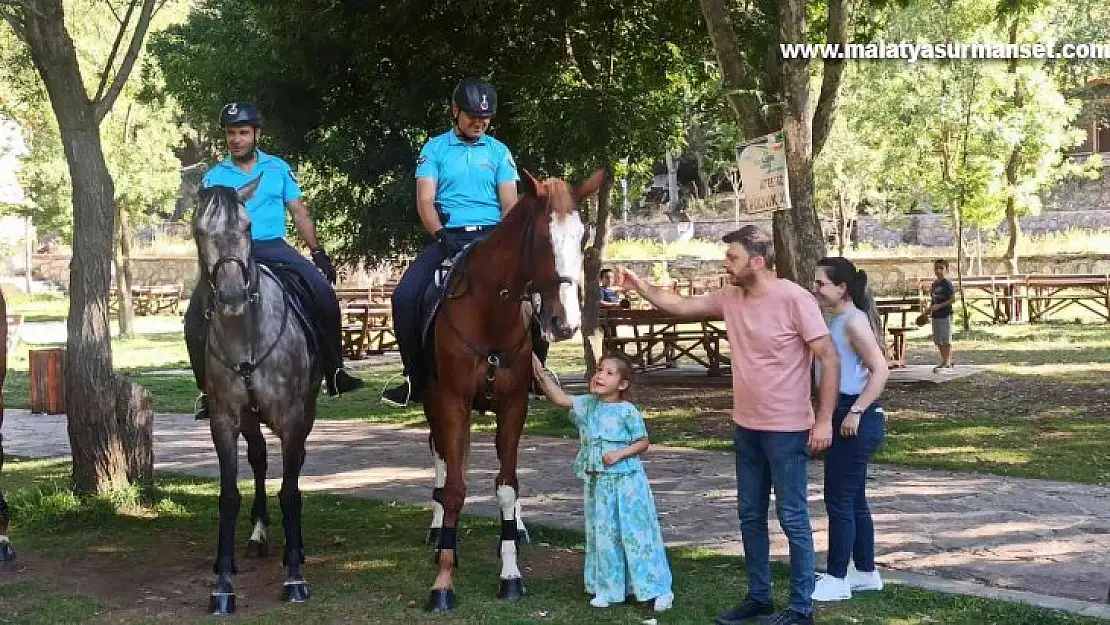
[817,257,869,311]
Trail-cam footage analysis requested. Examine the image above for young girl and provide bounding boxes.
[810,257,889,602]
[531,353,674,612]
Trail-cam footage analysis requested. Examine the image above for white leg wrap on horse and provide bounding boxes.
[496,485,522,578]
[431,454,447,529]
[249,520,267,543]
[496,485,516,520]
[499,539,522,579]
[0,535,8,544]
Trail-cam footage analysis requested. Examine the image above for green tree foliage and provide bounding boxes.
[150,0,709,263]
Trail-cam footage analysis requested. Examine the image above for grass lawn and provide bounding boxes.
[6,309,1110,485]
[0,457,1103,624]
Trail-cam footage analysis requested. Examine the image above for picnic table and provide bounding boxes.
[109,284,184,316]
[598,307,729,375]
[341,302,396,359]
[914,273,1110,324]
[336,283,396,307]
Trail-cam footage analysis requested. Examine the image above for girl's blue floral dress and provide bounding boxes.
[570,394,673,604]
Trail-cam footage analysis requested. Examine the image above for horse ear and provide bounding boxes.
[521,168,542,196]
[237,174,263,203]
[573,169,606,201]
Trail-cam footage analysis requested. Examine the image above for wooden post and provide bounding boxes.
[29,348,66,414]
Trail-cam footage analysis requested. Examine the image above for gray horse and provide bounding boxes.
[193,179,320,614]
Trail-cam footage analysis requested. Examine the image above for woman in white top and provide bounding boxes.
[810,257,890,602]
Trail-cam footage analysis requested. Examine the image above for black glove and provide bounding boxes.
[311,248,337,284]
[435,228,464,258]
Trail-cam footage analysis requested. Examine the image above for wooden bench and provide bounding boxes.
[341,303,396,359]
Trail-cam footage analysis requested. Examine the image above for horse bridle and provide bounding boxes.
[201,231,291,413]
[442,201,575,400]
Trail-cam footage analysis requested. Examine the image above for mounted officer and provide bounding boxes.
[186,102,364,419]
[381,78,549,407]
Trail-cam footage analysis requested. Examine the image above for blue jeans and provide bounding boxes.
[824,394,885,578]
[733,425,814,616]
[391,231,489,385]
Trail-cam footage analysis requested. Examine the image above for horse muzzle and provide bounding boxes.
[549,318,577,342]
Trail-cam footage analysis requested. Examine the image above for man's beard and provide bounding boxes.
[728,266,754,287]
[232,145,257,163]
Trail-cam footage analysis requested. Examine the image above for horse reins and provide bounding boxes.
[441,200,573,405]
[203,241,292,413]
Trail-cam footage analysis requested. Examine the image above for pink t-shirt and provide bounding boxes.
[705,279,829,432]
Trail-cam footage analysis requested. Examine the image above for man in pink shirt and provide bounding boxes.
[616,225,838,625]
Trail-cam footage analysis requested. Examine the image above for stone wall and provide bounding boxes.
[30,254,400,292]
[608,254,1110,296]
[610,209,1110,249]
[31,255,199,291]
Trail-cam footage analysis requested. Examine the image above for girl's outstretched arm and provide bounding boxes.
[532,354,572,409]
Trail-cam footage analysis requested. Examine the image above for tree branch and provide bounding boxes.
[812,0,849,157]
[0,7,26,42]
[94,0,138,105]
[93,0,155,123]
[698,0,770,137]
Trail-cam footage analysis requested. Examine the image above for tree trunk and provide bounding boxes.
[19,0,141,494]
[1002,17,1023,276]
[699,0,843,287]
[113,374,154,490]
[580,170,614,379]
[665,151,679,215]
[771,0,827,285]
[114,202,136,338]
[835,191,847,257]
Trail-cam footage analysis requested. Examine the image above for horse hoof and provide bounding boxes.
[0,541,15,562]
[283,580,310,604]
[208,591,236,615]
[425,588,456,613]
[246,540,269,558]
[498,577,526,601]
[426,527,440,547]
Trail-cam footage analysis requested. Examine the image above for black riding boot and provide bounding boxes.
[184,299,210,421]
[321,305,364,397]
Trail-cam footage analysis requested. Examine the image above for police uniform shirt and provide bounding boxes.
[202,149,303,241]
[415,129,519,227]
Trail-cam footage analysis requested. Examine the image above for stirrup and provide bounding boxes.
[380,374,411,408]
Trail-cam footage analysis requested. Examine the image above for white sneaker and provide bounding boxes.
[590,597,611,608]
[847,562,883,591]
[653,592,674,613]
[811,573,852,602]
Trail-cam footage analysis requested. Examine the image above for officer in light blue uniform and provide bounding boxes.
[381,78,548,407]
[185,103,364,419]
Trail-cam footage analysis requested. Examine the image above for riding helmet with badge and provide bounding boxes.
[453,78,497,118]
[220,102,262,128]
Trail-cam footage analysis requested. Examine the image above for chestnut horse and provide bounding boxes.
[423,170,603,612]
[0,289,10,564]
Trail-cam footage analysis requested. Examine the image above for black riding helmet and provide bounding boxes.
[220,102,262,128]
[452,78,497,118]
